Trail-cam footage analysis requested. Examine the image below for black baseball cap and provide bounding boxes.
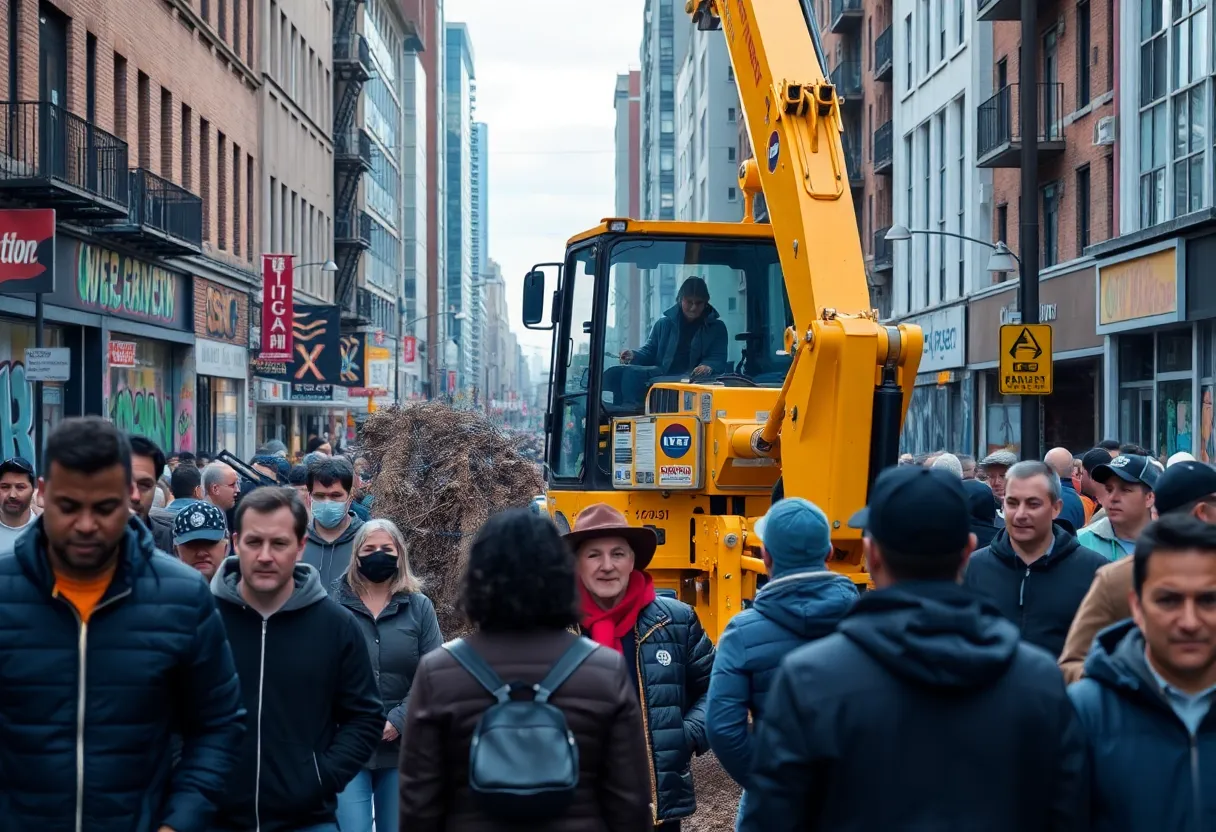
[0,456,35,483]
[1080,447,1114,474]
[172,500,229,545]
[1153,461,1216,515]
[1092,454,1160,490]
[848,466,972,555]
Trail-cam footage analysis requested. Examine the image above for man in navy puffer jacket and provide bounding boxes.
[706,497,859,827]
[0,418,245,832]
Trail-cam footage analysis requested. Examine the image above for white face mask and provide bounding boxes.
[311,499,349,528]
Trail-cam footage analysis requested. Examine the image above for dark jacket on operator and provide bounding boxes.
[1069,619,1216,832]
[0,517,246,832]
[963,525,1107,657]
[336,577,444,770]
[631,304,729,376]
[739,581,1090,831]
[209,557,383,832]
[580,594,716,826]
[398,630,654,832]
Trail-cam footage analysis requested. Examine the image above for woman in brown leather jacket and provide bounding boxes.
[398,508,654,831]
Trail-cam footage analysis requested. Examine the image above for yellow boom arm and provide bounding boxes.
[689,0,924,559]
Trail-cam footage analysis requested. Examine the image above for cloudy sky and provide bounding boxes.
[445,0,644,362]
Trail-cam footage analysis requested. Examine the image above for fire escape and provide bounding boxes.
[333,0,373,318]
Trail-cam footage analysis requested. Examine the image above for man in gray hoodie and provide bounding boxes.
[302,456,365,594]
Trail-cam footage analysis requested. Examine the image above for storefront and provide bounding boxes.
[899,304,971,456]
[969,264,1104,455]
[0,318,68,462]
[253,377,349,456]
[1094,239,1190,459]
[194,278,251,457]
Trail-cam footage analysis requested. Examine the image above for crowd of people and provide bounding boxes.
[0,416,1213,831]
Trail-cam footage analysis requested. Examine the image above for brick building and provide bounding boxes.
[0,0,260,462]
[968,0,1116,455]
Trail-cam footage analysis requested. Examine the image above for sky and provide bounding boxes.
[444,0,645,363]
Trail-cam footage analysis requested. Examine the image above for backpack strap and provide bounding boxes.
[444,639,512,704]
[534,637,599,704]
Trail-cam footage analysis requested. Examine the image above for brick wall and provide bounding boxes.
[0,0,261,271]
[194,277,250,346]
[989,0,1116,280]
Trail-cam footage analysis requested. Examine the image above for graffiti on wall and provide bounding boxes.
[176,371,195,453]
[0,361,34,463]
[110,385,176,452]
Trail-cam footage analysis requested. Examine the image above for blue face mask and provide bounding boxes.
[311,499,349,529]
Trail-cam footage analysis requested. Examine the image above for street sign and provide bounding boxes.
[999,324,1053,395]
[24,347,70,381]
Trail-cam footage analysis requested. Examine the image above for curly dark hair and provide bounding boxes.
[460,508,581,632]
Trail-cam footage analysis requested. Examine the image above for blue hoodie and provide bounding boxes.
[707,570,859,791]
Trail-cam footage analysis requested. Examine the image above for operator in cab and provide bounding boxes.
[616,277,728,405]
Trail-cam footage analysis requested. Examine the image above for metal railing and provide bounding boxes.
[977,82,1065,158]
[842,134,863,181]
[873,120,893,169]
[875,25,893,77]
[0,100,129,207]
[830,0,863,26]
[830,60,863,100]
[333,33,371,71]
[126,167,202,247]
[334,129,372,165]
[335,210,372,246]
[873,228,894,270]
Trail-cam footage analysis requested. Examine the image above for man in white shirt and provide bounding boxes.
[0,456,37,556]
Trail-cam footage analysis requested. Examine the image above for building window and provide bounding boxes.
[1042,182,1059,267]
[200,119,211,242]
[728,146,736,161]
[937,111,946,300]
[1140,103,1167,226]
[905,15,913,90]
[1077,0,1091,107]
[904,134,914,310]
[956,0,964,46]
[217,132,228,251]
[727,107,736,122]
[922,124,931,307]
[1077,165,1091,251]
[956,97,965,293]
[996,203,1008,243]
[661,115,674,133]
[1105,155,1115,239]
[1174,86,1206,217]
[937,0,946,63]
[921,0,931,74]
[728,187,737,201]
[660,150,674,171]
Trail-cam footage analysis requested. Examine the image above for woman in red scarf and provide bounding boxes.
[565,504,716,832]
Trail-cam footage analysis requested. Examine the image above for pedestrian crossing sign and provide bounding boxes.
[999,324,1053,395]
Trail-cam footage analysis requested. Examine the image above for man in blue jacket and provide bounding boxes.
[706,497,859,827]
[0,417,246,832]
[1069,514,1216,832]
[740,465,1089,831]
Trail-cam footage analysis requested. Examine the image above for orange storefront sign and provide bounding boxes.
[1098,248,1178,326]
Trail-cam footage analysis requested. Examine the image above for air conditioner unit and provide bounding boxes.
[1094,116,1116,146]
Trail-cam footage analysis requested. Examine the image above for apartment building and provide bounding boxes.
[400,43,428,400]
[469,119,487,399]
[969,0,1115,455]
[0,0,258,461]
[639,0,686,227]
[612,71,644,353]
[444,21,474,393]
[1088,0,1216,459]
[420,0,447,397]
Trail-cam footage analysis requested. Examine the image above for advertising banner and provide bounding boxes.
[402,334,416,363]
[108,340,137,368]
[0,209,55,293]
[260,254,294,361]
[289,305,340,401]
[339,332,364,388]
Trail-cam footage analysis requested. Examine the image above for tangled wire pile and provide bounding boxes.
[360,402,544,635]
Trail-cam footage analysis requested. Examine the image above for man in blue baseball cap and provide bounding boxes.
[739,466,1089,831]
[707,497,860,826]
[172,499,230,581]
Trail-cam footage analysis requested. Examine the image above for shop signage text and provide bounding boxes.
[290,305,340,400]
[905,306,966,373]
[202,283,246,345]
[260,254,294,361]
[999,302,1058,325]
[75,243,181,326]
[0,209,55,294]
[23,348,70,382]
[195,338,247,380]
[108,341,137,368]
[1099,247,1178,326]
[999,324,1054,395]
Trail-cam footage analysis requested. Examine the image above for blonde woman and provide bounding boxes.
[335,518,442,832]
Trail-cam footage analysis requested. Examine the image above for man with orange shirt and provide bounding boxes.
[0,417,246,832]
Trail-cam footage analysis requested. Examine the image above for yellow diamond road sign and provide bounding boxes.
[999,324,1053,395]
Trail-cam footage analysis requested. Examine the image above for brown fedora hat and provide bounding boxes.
[562,503,658,570]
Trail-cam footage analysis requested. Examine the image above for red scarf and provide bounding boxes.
[580,571,656,654]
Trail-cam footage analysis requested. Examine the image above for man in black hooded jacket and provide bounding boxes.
[964,460,1107,657]
[739,465,1089,831]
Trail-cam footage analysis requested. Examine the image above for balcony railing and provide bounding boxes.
[873,120,893,173]
[335,210,372,248]
[976,82,1066,166]
[873,228,894,271]
[830,0,863,32]
[842,135,864,187]
[334,129,372,171]
[333,34,372,81]
[875,25,893,81]
[0,100,129,218]
[830,60,863,102]
[99,167,202,255]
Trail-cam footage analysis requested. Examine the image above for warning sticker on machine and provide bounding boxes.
[634,419,657,484]
[659,465,693,486]
[613,423,633,485]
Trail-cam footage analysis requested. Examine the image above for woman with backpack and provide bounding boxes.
[398,508,653,831]
[335,519,443,832]
[566,504,717,831]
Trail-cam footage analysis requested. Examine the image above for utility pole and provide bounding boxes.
[1018,0,1042,462]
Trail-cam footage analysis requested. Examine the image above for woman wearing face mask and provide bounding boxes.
[335,518,442,832]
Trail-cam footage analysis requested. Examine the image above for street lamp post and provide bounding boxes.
[396,308,467,403]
